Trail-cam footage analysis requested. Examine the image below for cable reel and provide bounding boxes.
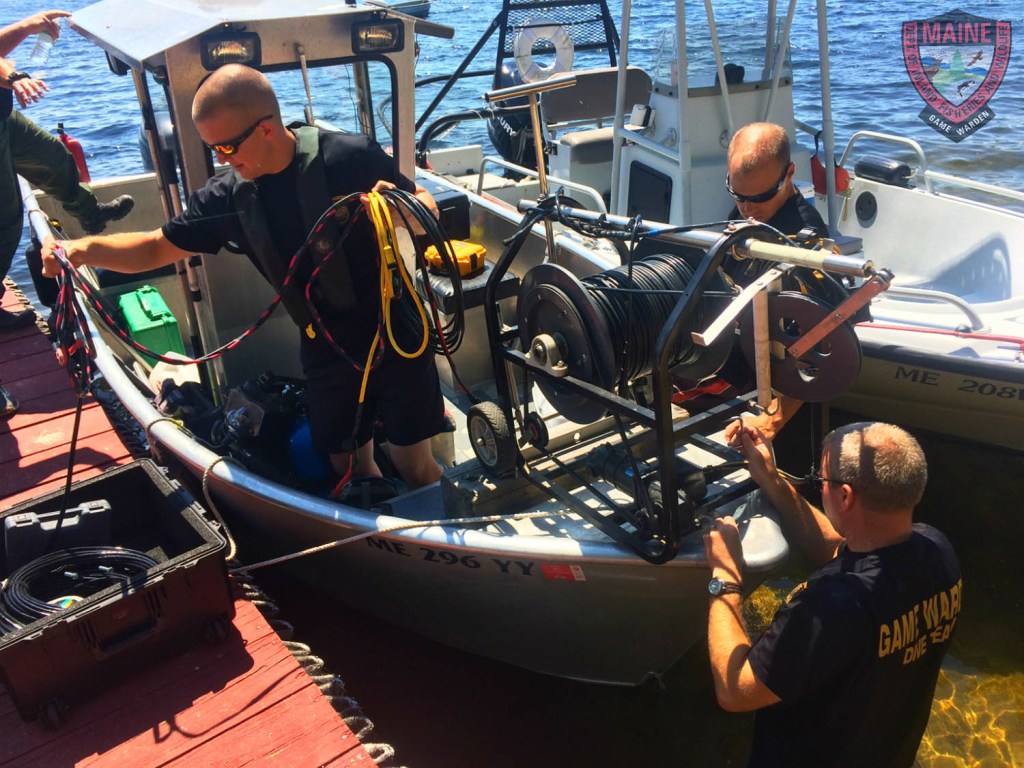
[517,256,734,424]
[739,291,862,402]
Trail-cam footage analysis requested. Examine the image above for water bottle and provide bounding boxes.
[29,32,54,67]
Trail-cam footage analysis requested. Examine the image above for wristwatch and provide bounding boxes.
[708,577,743,597]
[6,71,31,85]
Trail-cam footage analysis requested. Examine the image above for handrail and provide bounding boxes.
[839,130,932,193]
[923,169,1024,205]
[880,286,986,332]
[475,156,608,213]
[416,104,528,164]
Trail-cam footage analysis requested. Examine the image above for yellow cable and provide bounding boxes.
[365,191,429,359]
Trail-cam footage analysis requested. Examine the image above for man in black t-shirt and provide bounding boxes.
[718,122,831,441]
[704,421,961,768]
[725,121,829,243]
[42,64,445,494]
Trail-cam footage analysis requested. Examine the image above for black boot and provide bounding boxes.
[80,195,135,235]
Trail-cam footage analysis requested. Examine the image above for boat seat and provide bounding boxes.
[558,127,615,165]
[540,66,651,125]
[541,67,652,200]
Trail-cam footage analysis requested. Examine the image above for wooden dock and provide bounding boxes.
[1,280,385,767]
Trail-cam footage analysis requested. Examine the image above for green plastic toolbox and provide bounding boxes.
[117,285,184,363]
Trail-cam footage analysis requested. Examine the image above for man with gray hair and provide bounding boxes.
[704,421,961,767]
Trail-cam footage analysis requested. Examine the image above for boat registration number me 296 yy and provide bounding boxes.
[366,538,585,580]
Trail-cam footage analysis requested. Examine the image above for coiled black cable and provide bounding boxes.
[0,547,158,633]
[384,187,467,356]
[584,254,704,383]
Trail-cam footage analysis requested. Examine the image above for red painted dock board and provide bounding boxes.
[0,598,375,768]
[1,280,126,506]
[2,280,385,767]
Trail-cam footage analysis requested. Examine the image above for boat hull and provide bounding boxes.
[216,474,783,685]
[838,339,1024,453]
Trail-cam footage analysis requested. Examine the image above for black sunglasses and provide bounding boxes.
[726,163,790,204]
[205,114,273,156]
[810,473,854,493]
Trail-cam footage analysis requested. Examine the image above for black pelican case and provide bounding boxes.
[0,460,234,725]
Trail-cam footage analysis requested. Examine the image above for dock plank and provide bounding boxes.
[2,281,387,767]
[1,599,373,768]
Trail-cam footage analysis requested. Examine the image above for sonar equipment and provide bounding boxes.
[463,70,891,565]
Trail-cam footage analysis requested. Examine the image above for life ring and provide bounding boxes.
[513,20,574,83]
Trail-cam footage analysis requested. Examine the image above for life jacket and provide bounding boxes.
[232,124,358,331]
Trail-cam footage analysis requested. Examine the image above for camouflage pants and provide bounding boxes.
[1,110,100,296]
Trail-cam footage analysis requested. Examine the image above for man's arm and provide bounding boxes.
[0,11,70,57]
[41,230,191,278]
[724,394,803,445]
[738,426,843,568]
[704,516,782,712]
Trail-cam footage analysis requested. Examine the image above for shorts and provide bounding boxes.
[305,349,446,455]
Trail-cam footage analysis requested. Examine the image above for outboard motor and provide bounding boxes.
[486,64,538,174]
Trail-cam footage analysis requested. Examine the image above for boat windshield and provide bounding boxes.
[263,60,398,139]
[641,15,793,90]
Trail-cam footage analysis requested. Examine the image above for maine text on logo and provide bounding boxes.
[902,9,1011,142]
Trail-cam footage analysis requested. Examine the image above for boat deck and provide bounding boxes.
[1,279,385,767]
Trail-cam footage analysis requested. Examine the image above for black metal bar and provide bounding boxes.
[416,14,505,131]
[416,104,530,164]
[651,228,759,556]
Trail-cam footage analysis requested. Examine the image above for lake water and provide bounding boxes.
[5,0,1024,765]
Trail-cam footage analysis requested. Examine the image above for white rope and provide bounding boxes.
[143,415,181,464]
[232,508,564,574]
[201,455,242,562]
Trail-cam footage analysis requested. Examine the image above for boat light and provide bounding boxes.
[200,31,262,71]
[352,20,404,54]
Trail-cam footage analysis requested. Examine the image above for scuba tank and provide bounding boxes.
[57,122,90,183]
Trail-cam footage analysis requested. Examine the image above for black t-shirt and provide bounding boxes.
[746,523,962,768]
[162,130,416,374]
[1,89,12,121]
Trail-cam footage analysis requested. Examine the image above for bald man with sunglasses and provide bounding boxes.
[42,64,445,501]
[717,123,832,443]
[725,122,829,242]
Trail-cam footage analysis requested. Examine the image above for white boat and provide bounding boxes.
[413,0,1024,452]
[23,0,903,686]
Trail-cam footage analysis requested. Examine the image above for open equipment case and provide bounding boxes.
[0,460,234,726]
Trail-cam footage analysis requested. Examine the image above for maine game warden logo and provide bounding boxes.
[903,9,1011,142]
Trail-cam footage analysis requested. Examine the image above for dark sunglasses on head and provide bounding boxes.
[726,163,790,204]
[205,114,273,156]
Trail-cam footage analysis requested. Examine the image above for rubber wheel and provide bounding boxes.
[467,402,518,477]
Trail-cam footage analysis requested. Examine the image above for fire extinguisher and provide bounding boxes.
[57,122,90,184]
